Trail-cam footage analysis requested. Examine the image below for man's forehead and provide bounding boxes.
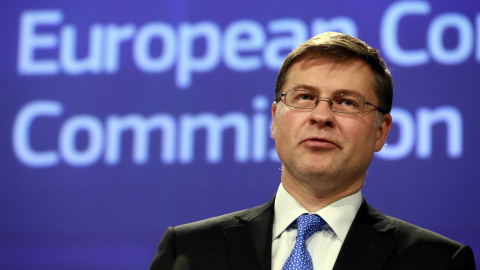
[284,58,377,98]
[285,58,372,84]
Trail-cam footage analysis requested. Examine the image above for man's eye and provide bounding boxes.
[341,99,355,106]
[294,93,315,100]
[299,94,314,100]
[336,98,360,108]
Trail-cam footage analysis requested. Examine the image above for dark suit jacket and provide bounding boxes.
[150,196,476,270]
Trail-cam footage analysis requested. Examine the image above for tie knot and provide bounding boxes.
[296,214,325,240]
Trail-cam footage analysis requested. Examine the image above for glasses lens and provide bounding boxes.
[285,90,317,109]
[331,95,363,113]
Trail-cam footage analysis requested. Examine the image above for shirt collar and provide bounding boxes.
[272,183,362,242]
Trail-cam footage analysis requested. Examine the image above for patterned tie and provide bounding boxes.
[282,214,326,270]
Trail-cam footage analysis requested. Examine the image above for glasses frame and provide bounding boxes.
[280,89,383,114]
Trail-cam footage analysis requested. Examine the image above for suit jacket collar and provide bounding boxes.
[224,195,275,270]
[333,199,398,270]
[223,196,399,270]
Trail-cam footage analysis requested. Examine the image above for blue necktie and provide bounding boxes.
[282,214,326,270]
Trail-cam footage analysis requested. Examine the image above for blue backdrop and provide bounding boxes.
[2,0,479,269]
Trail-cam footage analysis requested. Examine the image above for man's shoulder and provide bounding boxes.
[174,208,247,234]
[382,214,475,268]
[150,198,275,270]
[339,202,476,269]
[385,214,464,247]
[363,203,466,251]
[173,197,275,236]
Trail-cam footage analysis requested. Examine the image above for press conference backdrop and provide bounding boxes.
[1,0,479,269]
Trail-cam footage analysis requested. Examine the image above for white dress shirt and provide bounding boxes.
[271,183,362,270]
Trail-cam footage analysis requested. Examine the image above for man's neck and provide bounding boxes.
[281,171,363,212]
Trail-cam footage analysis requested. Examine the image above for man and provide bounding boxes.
[150,32,476,270]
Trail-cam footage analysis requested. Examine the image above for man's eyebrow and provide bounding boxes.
[332,88,367,99]
[291,84,318,91]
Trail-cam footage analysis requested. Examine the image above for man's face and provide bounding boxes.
[271,58,391,194]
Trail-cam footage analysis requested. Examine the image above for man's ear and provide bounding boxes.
[375,113,392,152]
[271,102,278,139]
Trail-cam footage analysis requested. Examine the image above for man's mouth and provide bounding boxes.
[302,137,339,148]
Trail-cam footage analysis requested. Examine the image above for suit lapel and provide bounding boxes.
[333,200,398,270]
[225,196,275,270]
[223,196,398,270]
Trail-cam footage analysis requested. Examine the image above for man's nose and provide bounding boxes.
[313,97,334,112]
[315,97,332,107]
[310,97,335,126]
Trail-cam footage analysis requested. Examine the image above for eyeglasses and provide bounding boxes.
[280,89,383,114]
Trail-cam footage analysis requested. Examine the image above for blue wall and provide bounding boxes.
[1,1,479,268]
